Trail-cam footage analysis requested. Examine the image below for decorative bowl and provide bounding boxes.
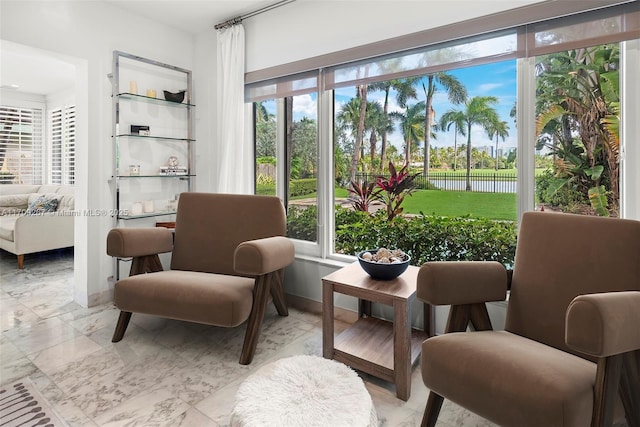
[163,90,186,103]
[357,248,411,280]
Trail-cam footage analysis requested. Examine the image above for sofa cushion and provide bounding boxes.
[0,216,17,241]
[0,194,29,216]
[0,193,30,208]
[0,185,40,196]
[58,194,75,211]
[37,185,64,194]
[26,194,60,215]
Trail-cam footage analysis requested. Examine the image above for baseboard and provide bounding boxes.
[285,293,359,324]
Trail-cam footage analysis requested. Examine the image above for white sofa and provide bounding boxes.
[0,184,74,268]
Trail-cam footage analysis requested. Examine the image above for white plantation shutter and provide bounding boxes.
[48,105,75,184]
[0,106,44,184]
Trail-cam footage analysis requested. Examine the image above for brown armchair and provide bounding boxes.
[106,192,295,365]
[417,212,640,427]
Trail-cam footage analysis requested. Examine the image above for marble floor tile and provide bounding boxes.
[0,294,40,332]
[0,249,500,426]
[4,316,81,355]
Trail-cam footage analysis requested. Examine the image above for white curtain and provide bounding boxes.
[216,24,252,194]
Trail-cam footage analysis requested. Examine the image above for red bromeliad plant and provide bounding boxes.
[375,162,420,220]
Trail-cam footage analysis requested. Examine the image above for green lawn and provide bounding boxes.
[401,190,516,220]
[303,188,517,221]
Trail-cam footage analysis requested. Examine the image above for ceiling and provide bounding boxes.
[1,1,274,96]
[0,43,77,96]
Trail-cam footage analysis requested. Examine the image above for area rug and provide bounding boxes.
[0,378,65,427]
[230,355,378,427]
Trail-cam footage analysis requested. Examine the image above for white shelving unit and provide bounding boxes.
[110,50,195,224]
[110,51,195,279]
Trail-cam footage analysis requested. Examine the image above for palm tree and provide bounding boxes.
[438,110,467,171]
[365,102,391,172]
[255,101,270,123]
[369,77,418,172]
[456,96,499,190]
[420,73,467,177]
[352,84,368,180]
[337,98,389,176]
[391,102,425,166]
[486,119,510,170]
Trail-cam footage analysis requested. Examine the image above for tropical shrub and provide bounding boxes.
[535,168,591,213]
[286,205,518,268]
[333,206,517,267]
[347,179,381,213]
[375,162,420,220]
[286,205,317,241]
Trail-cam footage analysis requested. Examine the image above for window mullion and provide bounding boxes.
[516,56,537,223]
[275,98,287,202]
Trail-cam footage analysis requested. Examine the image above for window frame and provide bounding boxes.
[248,2,639,262]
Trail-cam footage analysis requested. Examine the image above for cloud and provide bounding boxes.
[292,94,317,118]
[477,83,503,93]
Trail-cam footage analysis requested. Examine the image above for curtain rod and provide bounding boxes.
[214,0,296,30]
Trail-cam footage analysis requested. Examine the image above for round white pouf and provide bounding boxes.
[230,355,378,427]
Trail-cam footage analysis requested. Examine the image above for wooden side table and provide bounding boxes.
[322,262,433,401]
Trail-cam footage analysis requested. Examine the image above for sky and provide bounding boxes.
[270,58,519,155]
[332,59,518,153]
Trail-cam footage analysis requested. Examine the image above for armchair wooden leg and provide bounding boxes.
[469,303,493,331]
[620,350,640,427]
[17,254,24,269]
[239,274,272,365]
[129,254,163,276]
[112,311,132,342]
[445,304,472,333]
[421,392,444,427]
[270,269,288,316]
[592,354,623,427]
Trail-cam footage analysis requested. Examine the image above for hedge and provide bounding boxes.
[287,205,517,268]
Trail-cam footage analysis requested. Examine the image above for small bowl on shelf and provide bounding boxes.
[357,248,411,280]
[163,90,186,103]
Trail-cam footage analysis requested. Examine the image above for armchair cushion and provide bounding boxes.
[422,330,596,427]
[114,270,255,327]
[106,227,173,258]
[234,236,295,276]
[566,291,640,357]
[417,261,507,305]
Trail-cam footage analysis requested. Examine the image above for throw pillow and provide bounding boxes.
[26,195,60,215]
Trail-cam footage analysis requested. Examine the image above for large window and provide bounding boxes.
[251,74,319,244]
[0,106,44,184]
[250,3,638,263]
[49,104,76,185]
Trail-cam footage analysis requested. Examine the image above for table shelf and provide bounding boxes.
[334,316,426,377]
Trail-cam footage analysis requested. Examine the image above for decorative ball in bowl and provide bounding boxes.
[163,90,186,103]
[357,248,411,280]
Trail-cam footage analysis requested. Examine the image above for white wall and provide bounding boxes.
[1,1,196,306]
